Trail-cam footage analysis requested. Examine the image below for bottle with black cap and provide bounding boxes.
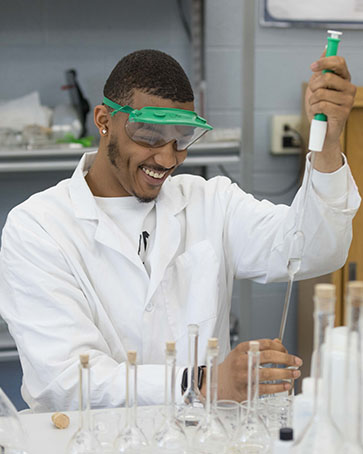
[272,427,294,453]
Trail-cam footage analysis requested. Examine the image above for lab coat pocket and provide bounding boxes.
[161,240,220,341]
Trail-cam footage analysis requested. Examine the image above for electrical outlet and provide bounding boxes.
[271,115,302,155]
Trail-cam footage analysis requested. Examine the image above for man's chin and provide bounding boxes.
[134,189,159,203]
[136,195,157,203]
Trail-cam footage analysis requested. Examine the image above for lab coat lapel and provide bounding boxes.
[69,151,146,273]
[94,213,146,273]
[146,178,187,304]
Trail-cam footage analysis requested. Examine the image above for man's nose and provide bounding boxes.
[153,141,178,169]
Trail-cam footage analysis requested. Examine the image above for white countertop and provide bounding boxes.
[19,406,165,454]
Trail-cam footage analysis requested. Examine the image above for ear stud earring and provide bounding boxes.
[102,128,107,135]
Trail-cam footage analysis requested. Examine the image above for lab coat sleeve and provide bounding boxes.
[0,210,183,412]
[223,155,360,283]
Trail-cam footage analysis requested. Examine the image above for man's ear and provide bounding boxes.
[94,104,110,135]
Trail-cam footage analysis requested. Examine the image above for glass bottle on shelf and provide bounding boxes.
[232,341,271,454]
[67,354,101,454]
[152,341,188,453]
[0,387,29,454]
[114,351,148,454]
[193,337,228,454]
[181,324,205,427]
[342,281,363,453]
[292,283,343,454]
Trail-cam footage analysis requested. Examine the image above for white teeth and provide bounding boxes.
[142,167,166,179]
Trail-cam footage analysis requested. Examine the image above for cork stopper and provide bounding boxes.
[79,354,89,367]
[51,412,70,429]
[314,283,335,299]
[127,350,137,365]
[347,281,363,307]
[166,341,176,353]
[249,341,259,352]
[208,338,218,349]
[347,281,363,298]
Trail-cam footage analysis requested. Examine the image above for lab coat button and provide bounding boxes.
[145,302,154,312]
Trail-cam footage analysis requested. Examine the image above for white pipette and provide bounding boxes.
[278,30,343,342]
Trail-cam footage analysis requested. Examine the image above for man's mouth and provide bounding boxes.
[141,166,168,180]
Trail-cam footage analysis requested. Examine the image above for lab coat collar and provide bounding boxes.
[69,151,188,220]
[69,151,99,220]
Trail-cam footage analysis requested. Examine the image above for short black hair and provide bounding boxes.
[103,49,194,106]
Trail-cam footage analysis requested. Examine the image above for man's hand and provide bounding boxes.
[209,339,302,402]
[305,53,356,173]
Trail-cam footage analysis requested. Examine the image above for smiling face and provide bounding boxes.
[88,90,193,202]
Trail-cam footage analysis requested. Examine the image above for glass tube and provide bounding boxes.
[342,281,363,452]
[292,284,343,454]
[181,324,205,427]
[67,354,101,454]
[114,351,148,454]
[232,341,271,453]
[194,338,228,454]
[152,341,188,453]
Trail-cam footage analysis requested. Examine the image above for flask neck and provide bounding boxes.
[79,364,91,432]
[205,347,218,417]
[126,362,138,428]
[165,352,177,422]
[312,308,335,419]
[247,349,260,414]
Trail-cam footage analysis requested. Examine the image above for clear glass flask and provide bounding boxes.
[193,338,228,454]
[152,341,188,453]
[181,324,205,427]
[0,387,29,454]
[114,351,148,454]
[292,283,343,454]
[342,281,363,453]
[232,341,271,454]
[67,354,101,454]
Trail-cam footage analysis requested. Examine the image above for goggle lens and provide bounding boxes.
[125,121,207,151]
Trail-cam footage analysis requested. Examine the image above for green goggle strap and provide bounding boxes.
[103,96,213,130]
[103,97,134,116]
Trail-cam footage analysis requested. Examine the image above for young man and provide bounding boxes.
[0,49,359,412]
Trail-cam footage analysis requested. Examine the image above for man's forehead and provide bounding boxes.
[131,89,194,111]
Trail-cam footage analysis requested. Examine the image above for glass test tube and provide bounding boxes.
[293,284,343,454]
[344,281,363,450]
[194,338,228,454]
[233,341,271,453]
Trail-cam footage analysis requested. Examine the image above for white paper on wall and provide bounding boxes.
[267,0,363,22]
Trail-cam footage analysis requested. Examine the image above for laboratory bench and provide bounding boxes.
[0,141,240,174]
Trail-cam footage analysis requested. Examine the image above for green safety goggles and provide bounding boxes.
[103,96,213,151]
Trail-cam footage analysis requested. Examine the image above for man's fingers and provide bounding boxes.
[236,339,287,354]
[309,72,356,96]
[259,382,292,395]
[258,339,288,353]
[311,56,351,81]
[309,88,354,108]
[259,366,301,383]
[260,350,302,367]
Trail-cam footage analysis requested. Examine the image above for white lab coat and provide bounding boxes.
[0,151,360,412]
